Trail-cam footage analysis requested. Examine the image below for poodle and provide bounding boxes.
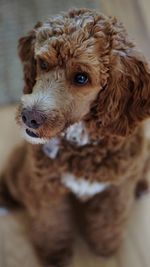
[0,8,150,267]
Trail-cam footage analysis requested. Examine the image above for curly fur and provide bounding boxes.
[1,8,150,266]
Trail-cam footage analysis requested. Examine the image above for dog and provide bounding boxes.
[0,8,150,267]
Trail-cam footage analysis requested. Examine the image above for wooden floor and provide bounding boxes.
[0,106,150,267]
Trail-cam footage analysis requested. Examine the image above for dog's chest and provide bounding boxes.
[42,122,109,200]
[61,173,109,200]
[43,137,60,159]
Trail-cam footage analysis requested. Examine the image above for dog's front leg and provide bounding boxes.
[0,143,27,208]
[27,186,74,267]
[74,179,135,257]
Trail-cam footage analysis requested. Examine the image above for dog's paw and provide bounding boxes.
[36,247,72,267]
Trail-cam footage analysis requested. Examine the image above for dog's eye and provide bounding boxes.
[38,58,49,71]
[73,72,89,86]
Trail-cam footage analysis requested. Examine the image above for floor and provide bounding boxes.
[0,105,150,267]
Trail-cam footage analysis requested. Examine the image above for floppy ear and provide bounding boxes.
[97,49,150,136]
[18,23,41,94]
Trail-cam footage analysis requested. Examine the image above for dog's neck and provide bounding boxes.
[61,121,99,147]
[43,121,98,159]
[42,120,126,159]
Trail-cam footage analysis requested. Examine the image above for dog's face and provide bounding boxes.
[17,9,150,143]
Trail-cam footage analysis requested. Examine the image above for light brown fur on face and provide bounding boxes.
[17,9,111,142]
[18,65,100,141]
[1,8,150,267]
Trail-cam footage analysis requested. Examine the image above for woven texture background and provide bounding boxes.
[0,0,96,105]
[0,0,150,105]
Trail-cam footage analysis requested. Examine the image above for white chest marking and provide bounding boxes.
[43,138,60,159]
[63,122,90,146]
[0,207,9,216]
[61,173,110,200]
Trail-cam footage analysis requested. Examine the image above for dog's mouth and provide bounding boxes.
[26,129,39,138]
[16,105,69,144]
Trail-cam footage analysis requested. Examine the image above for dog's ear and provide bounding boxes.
[97,48,150,136]
[18,23,41,94]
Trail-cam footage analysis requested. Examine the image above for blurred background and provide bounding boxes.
[0,0,150,106]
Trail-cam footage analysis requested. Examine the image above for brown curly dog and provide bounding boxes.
[0,8,150,267]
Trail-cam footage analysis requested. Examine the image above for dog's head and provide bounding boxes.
[17,9,150,144]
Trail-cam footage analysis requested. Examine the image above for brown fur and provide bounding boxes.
[1,8,150,266]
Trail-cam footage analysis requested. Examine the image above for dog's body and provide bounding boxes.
[0,8,150,267]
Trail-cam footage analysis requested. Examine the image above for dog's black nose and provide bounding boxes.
[21,109,45,129]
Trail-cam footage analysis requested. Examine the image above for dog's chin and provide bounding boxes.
[21,129,49,145]
[21,125,66,145]
[20,121,76,145]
